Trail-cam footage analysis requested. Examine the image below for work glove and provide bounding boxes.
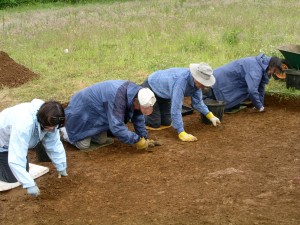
[58,169,68,178]
[145,139,162,152]
[27,185,40,197]
[134,137,148,150]
[146,139,162,147]
[206,112,221,126]
[178,131,198,142]
[252,106,265,112]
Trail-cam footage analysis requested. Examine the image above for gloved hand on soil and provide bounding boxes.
[134,137,148,150]
[146,139,162,147]
[206,112,221,126]
[27,185,40,197]
[58,169,68,178]
[252,106,265,113]
[178,131,198,142]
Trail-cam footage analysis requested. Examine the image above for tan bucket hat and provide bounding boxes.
[190,62,215,87]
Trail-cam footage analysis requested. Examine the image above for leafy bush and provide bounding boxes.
[0,0,126,9]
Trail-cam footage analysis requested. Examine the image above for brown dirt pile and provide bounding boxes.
[0,51,38,88]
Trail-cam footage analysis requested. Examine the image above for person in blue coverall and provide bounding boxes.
[0,99,68,197]
[60,80,158,151]
[142,62,221,142]
[210,54,284,112]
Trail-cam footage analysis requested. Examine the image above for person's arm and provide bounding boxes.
[170,80,187,134]
[108,113,148,149]
[191,89,210,115]
[8,126,35,189]
[258,73,269,107]
[192,90,220,126]
[258,82,265,107]
[245,72,264,110]
[170,80,198,142]
[42,130,67,175]
[106,101,141,145]
[131,112,148,139]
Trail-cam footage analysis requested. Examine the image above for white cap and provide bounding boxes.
[190,62,215,87]
[138,88,156,107]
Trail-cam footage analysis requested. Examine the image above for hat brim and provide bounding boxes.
[190,64,216,87]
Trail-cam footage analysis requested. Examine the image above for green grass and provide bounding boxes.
[0,0,299,109]
[267,77,300,99]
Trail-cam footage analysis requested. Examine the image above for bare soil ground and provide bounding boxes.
[0,95,299,225]
[1,52,300,224]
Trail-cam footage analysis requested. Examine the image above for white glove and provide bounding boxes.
[27,185,40,197]
[209,117,221,126]
[252,106,265,112]
[206,112,221,127]
[58,169,68,178]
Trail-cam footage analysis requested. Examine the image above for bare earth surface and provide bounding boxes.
[0,52,300,224]
[0,51,38,88]
[1,96,300,225]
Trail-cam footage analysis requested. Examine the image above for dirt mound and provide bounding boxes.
[0,51,38,88]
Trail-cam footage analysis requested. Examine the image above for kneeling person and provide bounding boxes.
[142,62,221,142]
[0,99,68,197]
[61,80,158,151]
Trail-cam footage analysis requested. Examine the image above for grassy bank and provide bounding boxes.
[0,0,299,109]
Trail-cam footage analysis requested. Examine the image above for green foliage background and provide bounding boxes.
[0,0,299,109]
[0,0,129,9]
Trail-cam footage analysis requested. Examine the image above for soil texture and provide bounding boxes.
[0,51,38,88]
[1,96,300,225]
[1,54,300,224]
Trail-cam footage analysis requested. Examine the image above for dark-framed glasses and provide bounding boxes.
[51,116,65,129]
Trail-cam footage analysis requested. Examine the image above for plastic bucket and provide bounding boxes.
[201,100,225,124]
[286,69,300,90]
[181,105,194,116]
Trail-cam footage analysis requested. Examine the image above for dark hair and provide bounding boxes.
[268,56,284,72]
[37,100,65,128]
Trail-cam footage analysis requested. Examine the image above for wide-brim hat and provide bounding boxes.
[190,62,215,87]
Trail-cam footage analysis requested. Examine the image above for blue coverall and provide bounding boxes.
[65,80,148,145]
[212,54,270,110]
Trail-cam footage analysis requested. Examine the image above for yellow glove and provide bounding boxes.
[134,137,148,150]
[178,131,198,142]
[206,112,221,126]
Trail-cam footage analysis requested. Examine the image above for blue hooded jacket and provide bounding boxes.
[65,80,147,145]
[147,68,210,133]
[212,54,270,109]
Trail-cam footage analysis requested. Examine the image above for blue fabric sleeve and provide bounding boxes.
[245,72,263,109]
[170,79,187,134]
[106,102,141,145]
[42,130,67,172]
[258,83,265,106]
[131,113,148,139]
[258,74,269,106]
[8,125,35,188]
[191,89,210,116]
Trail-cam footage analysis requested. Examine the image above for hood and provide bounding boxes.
[256,54,271,72]
[126,82,143,107]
